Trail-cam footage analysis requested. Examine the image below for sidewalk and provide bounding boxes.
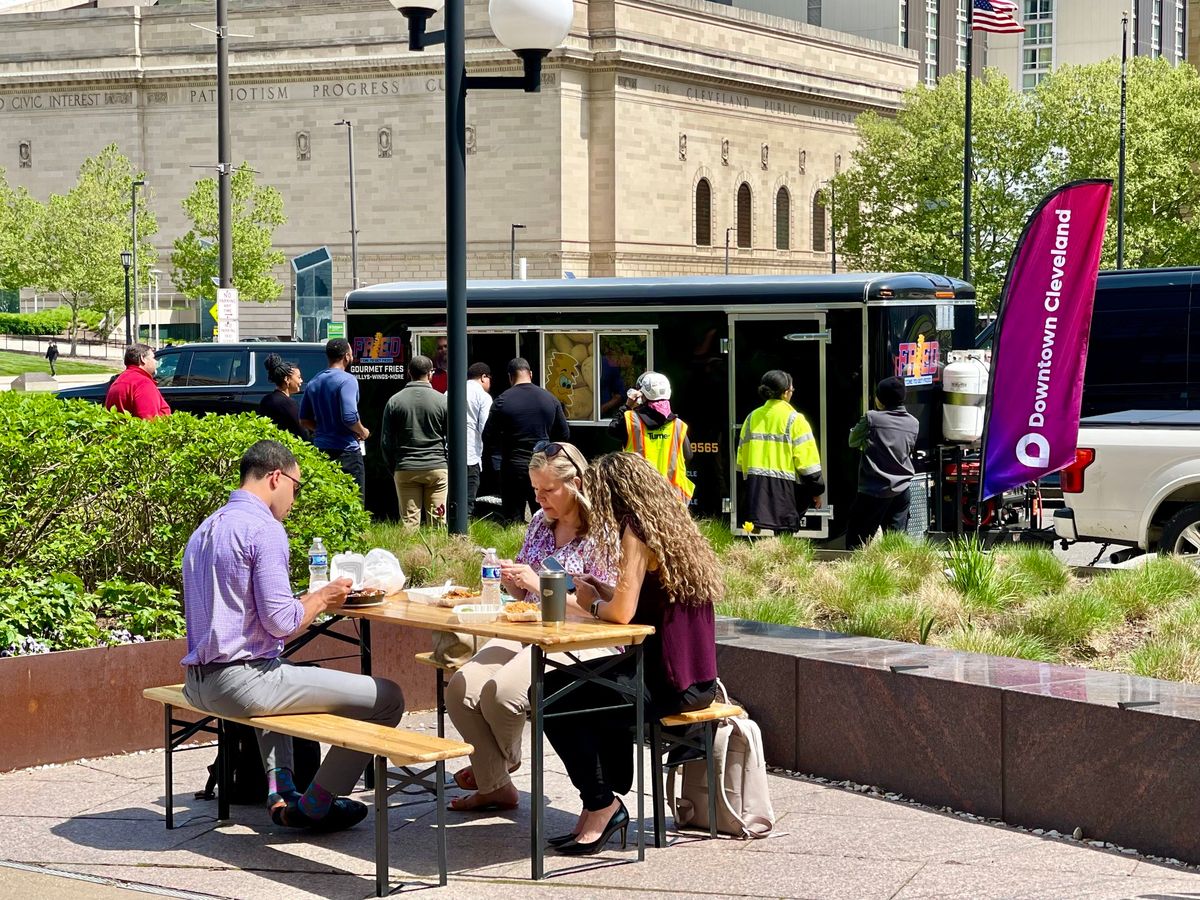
[3,708,1200,899]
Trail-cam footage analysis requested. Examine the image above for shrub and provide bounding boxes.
[1086,557,1200,620]
[945,536,1015,611]
[0,307,72,336]
[0,393,367,591]
[1128,639,1200,682]
[835,596,933,643]
[0,569,100,653]
[1018,590,1123,651]
[938,626,1054,662]
[995,545,1071,599]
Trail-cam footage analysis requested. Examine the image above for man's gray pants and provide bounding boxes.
[184,658,406,797]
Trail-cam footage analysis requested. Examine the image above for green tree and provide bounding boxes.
[830,59,1200,312]
[0,170,39,293]
[171,163,287,308]
[25,145,158,353]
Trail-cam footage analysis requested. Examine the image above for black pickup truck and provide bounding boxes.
[56,342,330,416]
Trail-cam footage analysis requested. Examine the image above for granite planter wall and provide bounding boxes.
[0,620,435,771]
[716,618,1200,863]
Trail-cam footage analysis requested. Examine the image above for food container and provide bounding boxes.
[502,602,542,623]
[408,585,476,607]
[453,604,502,624]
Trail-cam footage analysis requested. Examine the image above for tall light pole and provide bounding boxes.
[391,0,571,538]
[335,120,360,289]
[120,251,133,346]
[150,268,163,347]
[510,223,526,279]
[216,0,233,293]
[131,179,144,341]
[1117,11,1129,269]
[829,179,837,274]
[725,226,734,275]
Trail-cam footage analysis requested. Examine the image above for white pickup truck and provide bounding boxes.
[1054,410,1200,556]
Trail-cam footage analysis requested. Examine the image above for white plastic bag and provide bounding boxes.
[362,548,406,594]
[330,552,367,590]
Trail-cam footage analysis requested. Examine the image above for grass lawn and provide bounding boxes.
[362,520,1200,682]
[0,349,118,376]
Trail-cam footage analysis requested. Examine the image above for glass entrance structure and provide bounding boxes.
[292,247,333,342]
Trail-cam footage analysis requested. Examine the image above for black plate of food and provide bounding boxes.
[344,588,387,607]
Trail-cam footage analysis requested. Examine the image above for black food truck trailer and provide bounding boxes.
[345,273,976,539]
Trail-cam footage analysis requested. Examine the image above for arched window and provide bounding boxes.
[812,191,827,252]
[695,179,712,246]
[736,183,752,248]
[775,187,790,250]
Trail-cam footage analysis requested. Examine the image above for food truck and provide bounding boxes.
[345,273,976,538]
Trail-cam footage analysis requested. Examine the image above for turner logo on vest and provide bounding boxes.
[980,180,1112,500]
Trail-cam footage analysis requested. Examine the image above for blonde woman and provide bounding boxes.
[445,441,615,812]
[544,452,721,855]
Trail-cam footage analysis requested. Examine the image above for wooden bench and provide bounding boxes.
[143,684,473,895]
[650,700,744,847]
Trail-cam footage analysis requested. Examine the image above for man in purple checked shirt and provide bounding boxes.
[181,440,405,831]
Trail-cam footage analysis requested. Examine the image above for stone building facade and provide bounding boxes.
[0,0,917,336]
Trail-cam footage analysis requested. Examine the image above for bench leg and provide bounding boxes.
[436,760,447,886]
[164,705,174,830]
[375,755,388,897]
[650,721,666,849]
[362,621,375,792]
[704,722,717,840]
[217,720,231,823]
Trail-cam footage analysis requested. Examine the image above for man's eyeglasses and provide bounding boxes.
[277,470,303,498]
[533,441,583,481]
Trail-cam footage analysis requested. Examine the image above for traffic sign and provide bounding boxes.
[327,321,345,339]
[216,288,239,343]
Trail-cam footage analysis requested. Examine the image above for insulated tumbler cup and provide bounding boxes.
[539,570,567,625]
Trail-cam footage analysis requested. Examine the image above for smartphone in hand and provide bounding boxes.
[540,556,576,592]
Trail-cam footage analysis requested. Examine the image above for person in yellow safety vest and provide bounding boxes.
[607,371,695,503]
[736,369,825,533]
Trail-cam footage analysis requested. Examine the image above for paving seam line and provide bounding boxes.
[0,860,226,900]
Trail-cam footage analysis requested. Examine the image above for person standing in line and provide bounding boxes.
[46,340,59,377]
[300,338,369,503]
[104,343,171,419]
[608,370,694,504]
[736,369,824,533]
[380,355,448,528]
[482,357,570,522]
[465,362,493,516]
[181,439,405,832]
[257,353,310,441]
[844,376,919,549]
[430,335,449,394]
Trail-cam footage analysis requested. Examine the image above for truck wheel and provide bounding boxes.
[1159,504,1200,559]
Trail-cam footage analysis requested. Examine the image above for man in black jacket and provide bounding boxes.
[482,357,569,522]
[844,376,919,549]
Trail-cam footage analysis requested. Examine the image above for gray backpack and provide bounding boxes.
[666,683,776,839]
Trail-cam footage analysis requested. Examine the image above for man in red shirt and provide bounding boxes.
[430,335,448,393]
[105,343,171,419]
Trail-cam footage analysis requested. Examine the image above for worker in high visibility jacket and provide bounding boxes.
[607,371,695,503]
[736,369,825,532]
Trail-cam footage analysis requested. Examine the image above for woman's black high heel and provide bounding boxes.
[554,800,629,856]
[546,832,577,847]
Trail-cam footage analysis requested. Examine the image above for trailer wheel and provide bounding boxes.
[1159,503,1200,560]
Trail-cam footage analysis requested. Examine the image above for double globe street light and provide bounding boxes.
[388,0,572,536]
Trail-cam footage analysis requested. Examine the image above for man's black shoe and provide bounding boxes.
[272,797,369,832]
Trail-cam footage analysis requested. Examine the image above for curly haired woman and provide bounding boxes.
[543,451,721,856]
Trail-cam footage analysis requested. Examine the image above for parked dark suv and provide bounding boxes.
[56,342,331,416]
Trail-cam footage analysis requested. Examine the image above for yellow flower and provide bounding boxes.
[742,521,754,534]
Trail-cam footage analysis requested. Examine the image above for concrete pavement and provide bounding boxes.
[3,709,1200,899]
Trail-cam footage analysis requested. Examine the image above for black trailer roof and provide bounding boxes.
[345,273,974,312]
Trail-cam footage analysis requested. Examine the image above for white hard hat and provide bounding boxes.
[636,371,671,401]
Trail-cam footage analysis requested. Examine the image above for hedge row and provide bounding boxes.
[0,307,71,336]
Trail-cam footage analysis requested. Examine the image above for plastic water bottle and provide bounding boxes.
[308,537,329,588]
[481,548,502,605]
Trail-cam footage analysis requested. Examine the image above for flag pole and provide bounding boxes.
[963,1,973,284]
[1116,10,1128,269]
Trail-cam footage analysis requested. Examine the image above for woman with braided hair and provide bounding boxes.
[543,451,721,856]
[257,354,310,441]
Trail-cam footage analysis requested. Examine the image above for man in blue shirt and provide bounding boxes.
[300,338,370,502]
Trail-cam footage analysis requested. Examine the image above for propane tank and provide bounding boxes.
[943,350,990,443]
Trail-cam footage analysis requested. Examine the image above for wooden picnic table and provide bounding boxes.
[303,591,655,880]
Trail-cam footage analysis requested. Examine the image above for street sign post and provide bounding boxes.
[216,288,239,343]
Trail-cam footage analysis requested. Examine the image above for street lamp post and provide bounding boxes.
[1117,11,1129,269]
[725,226,734,275]
[131,179,144,340]
[829,179,837,275]
[120,251,133,346]
[510,223,526,279]
[216,0,233,292]
[335,120,360,289]
[150,268,164,347]
[391,0,572,538]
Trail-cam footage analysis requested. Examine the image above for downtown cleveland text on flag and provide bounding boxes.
[979,180,1113,502]
[972,0,1024,33]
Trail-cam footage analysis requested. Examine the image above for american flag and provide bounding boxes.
[972,0,1024,33]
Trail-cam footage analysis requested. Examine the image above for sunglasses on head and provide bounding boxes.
[533,441,583,480]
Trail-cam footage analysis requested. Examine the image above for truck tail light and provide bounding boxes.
[1060,448,1095,494]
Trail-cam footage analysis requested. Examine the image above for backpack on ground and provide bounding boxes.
[197,722,321,805]
[666,682,775,839]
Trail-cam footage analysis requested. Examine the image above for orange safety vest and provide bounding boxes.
[624,410,695,502]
